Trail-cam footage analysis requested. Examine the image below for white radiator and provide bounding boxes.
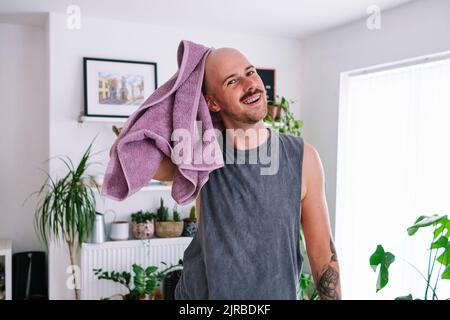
[80,237,192,300]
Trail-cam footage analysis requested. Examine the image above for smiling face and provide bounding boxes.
[203,48,267,129]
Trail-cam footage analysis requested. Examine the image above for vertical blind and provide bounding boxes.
[336,57,450,299]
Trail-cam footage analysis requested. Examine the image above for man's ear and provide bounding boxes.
[204,94,221,113]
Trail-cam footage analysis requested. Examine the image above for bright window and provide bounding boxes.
[336,55,450,300]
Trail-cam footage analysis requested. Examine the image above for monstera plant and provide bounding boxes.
[370,214,450,300]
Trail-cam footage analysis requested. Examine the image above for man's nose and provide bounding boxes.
[241,76,258,92]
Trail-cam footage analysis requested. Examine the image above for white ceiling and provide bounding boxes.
[0,0,417,39]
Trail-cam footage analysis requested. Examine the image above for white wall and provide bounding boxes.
[299,0,450,234]
[47,12,302,299]
[0,23,48,254]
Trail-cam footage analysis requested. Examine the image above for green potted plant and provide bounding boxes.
[298,272,319,300]
[182,206,198,237]
[297,228,320,300]
[154,198,184,238]
[93,260,182,300]
[264,95,303,137]
[370,214,449,300]
[173,204,181,222]
[30,141,98,300]
[131,210,156,240]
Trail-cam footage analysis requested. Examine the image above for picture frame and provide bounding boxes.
[256,68,276,103]
[83,57,158,118]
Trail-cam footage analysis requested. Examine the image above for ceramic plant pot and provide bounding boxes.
[267,104,281,121]
[182,219,198,237]
[132,221,154,240]
[155,221,184,238]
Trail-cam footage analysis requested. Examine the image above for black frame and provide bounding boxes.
[256,68,276,103]
[83,57,158,118]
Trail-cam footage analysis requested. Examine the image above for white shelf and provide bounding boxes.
[0,240,12,301]
[78,115,128,124]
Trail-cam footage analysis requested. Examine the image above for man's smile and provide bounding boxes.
[241,93,262,106]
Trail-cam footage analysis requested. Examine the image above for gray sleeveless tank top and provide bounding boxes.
[175,127,304,300]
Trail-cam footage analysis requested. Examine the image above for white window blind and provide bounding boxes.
[336,56,450,300]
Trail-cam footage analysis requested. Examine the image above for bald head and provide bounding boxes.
[203,48,251,95]
[201,46,267,127]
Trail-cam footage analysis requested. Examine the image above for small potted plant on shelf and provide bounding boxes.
[182,206,198,237]
[93,260,182,300]
[154,198,184,238]
[131,210,156,240]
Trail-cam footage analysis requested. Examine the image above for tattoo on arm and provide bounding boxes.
[316,240,341,300]
[330,239,338,262]
[317,265,340,300]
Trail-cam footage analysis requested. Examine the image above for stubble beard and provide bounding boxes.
[223,96,268,125]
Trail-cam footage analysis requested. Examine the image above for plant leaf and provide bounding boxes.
[132,264,144,274]
[433,224,446,240]
[370,245,395,292]
[407,215,447,236]
[437,250,450,266]
[431,236,449,249]
[441,267,450,280]
[145,266,158,274]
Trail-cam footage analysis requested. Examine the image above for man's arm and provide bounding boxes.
[195,194,201,224]
[301,143,341,300]
[153,155,177,181]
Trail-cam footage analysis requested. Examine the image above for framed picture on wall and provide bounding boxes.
[83,57,158,118]
[256,68,276,103]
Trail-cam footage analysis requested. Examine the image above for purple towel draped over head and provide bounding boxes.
[101,40,225,205]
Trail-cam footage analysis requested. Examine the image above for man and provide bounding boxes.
[120,47,341,300]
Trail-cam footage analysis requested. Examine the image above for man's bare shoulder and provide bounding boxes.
[303,142,321,165]
[302,142,325,199]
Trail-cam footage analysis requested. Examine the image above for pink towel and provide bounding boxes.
[101,40,225,205]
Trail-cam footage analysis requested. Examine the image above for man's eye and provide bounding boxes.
[227,79,236,86]
[247,70,255,76]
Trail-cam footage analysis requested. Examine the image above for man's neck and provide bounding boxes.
[224,121,270,151]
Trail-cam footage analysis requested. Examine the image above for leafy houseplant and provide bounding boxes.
[182,206,198,237]
[154,198,184,238]
[370,214,449,300]
[93,260,183,300]
[297,229,319,300]
[156,198,169,222]
[298,273,319,300]
[31,142,98,300]
[264,95,303,137]
[131,210,156,240]
[173,205,181,222]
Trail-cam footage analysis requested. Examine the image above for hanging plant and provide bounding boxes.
[264,96,303,137]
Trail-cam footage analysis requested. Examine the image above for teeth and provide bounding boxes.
[243,94,261,104]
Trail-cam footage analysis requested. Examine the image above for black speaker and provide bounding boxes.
[163,269,182,300]
[12,251,48,300]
